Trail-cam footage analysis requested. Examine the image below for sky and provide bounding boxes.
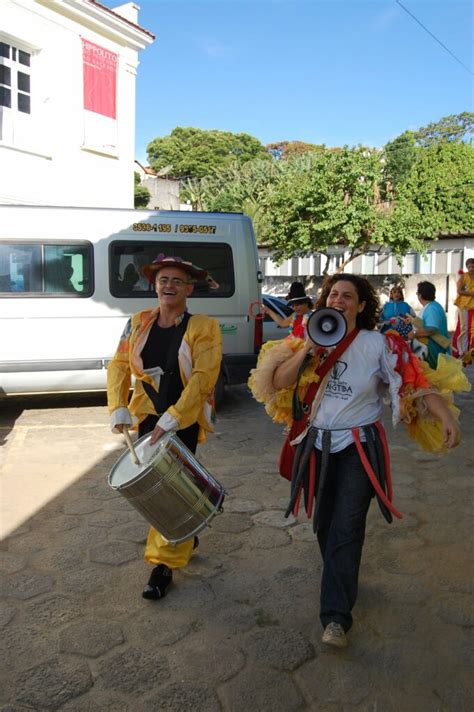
[102,0,473,164]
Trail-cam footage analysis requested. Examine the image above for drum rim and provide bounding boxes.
[108,431,169,490]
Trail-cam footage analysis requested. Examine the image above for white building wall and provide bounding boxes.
[0,0,153,208]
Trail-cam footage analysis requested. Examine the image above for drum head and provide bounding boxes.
[108,431,172,488]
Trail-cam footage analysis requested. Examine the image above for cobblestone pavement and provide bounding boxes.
[0,374,473,711]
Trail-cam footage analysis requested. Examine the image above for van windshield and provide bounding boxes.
[110,241,235,298]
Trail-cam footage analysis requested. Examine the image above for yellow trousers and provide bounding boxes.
[144,527,194,569]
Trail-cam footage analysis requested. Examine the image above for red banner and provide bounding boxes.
[82,39,117,119]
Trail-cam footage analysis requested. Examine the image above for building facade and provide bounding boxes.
[134,161,181,210]
[0,0,154,208]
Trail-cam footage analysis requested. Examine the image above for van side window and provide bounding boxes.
[0,242,93,296]
[109,241,235,298]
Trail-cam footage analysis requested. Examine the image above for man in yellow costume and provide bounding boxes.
[107,254,222,599]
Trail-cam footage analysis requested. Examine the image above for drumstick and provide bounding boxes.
[123,428,140,465]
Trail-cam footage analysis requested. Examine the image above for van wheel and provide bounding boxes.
[214,371,225,410]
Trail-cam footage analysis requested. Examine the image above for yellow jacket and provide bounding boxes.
[107,308,222,443]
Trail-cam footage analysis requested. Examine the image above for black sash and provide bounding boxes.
[142,312,192,415]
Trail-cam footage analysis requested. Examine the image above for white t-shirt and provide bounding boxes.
[311,330,401,452]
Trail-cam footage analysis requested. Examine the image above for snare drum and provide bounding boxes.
[108,432,225,544]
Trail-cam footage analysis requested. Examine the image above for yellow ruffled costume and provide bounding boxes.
[248,337,320,427]
[249,334,471,455]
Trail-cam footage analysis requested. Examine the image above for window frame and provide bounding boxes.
[108,240,236,299]
[0,38,32,116]
[0,239,94,297]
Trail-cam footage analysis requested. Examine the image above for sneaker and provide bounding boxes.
[321,622,348,648]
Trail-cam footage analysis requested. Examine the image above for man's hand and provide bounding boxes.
[150,424,166,445]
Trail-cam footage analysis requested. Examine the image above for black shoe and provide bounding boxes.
[142,564,172,600]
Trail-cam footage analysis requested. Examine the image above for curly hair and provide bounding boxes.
[315,274,380,331]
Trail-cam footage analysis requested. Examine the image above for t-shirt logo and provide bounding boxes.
[326,360,353,400]
[331,360,347,380]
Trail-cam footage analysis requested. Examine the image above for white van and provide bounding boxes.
[0,205,263,398]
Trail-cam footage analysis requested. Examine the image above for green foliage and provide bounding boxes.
[134,182,150,209]
[260,148,394,269]
[182,158,282,240]
[387,142,474,240]
[134,171,141,186]
[147,126,268,180]
[414,112,474,147]
[266,140,325,160]
[383,131,418,194]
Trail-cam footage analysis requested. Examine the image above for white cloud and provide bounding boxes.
[195,39,231,58]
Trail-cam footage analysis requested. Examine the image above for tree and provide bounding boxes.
[260,148,402,271]
[382,130,418,194]
[386,141,474,241]
[146,127,268,180]
[182,158,282,241]
[414,112,474,147]
[266,140,325,160]
[134,171,150,208]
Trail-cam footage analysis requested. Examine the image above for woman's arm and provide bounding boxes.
[272,338,314,390]
[422,393,460,449]
[264,306,292,328]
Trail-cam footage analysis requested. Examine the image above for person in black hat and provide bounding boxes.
[264,282,313,340]
[107,254,222,600]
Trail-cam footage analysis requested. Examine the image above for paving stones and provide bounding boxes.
[143,682,221,712]
[245,526,291,549]
[63,499,103,515]
[297,655,370,706]
[223,497,263,514]
[0,600,16,628]
[59,620,124,657]
[24,594,83,627]
[88,511,135,528]
[435,594,474,627]
[113,521,149,543]
[252,510,297,528]
[89,541,139,566]
[0,571,55,600]
[15,657,93,710]
[172,638,245,684]
[221,668,305,711]
[244,626,315,671]
[97,647,170,694]
[210,512,253,534]
[1,378,473,710]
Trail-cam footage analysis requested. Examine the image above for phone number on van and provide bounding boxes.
[132,223,217,234]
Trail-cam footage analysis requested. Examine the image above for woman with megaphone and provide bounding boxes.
[249,273,469,649]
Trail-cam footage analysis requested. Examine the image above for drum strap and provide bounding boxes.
[142,312,192,415]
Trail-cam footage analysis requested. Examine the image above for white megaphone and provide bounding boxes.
[306,307,347,347]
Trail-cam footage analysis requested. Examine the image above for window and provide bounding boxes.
[419,252,432,274]
[0,242,93,296]
[0,40,31,116]
[403,253,419,274]
[362,253,375,275]
[109,242,235,298]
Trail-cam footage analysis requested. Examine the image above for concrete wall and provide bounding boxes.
[264,273,460,330]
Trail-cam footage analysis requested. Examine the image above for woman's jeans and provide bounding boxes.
[316,442,374,632]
